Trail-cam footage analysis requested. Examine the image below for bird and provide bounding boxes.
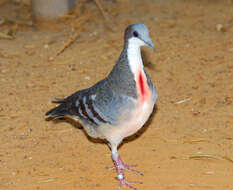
[45,23,157,190]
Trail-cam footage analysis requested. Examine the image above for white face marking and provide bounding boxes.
[127,37,146,76]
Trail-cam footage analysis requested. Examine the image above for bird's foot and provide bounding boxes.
[107,154,143,176]
[107,163,143,176]
[109,149,143,189]
[116,173,142,190]
[108,154,143,190]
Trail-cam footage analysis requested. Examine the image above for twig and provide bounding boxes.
[39,178,54,183]
[190,154,233,164]
[174,97,192,104]
[183,139,208,144]
[94,0,109,21]
[189,154,221,160]
[0,32,14,40]
[222,156,233,164]
[51,22,79,60]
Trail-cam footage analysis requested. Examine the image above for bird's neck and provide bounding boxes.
[127,39,150,102]
[127,39,144,75]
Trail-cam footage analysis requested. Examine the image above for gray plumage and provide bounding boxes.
[45,50,138,137]
[46,23,157,190]
[46,24,157,139]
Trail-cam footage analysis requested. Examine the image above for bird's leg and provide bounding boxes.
[111,152,143,176]
[111,147,142,190]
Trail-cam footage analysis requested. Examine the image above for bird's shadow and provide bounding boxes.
[46,105,158,148]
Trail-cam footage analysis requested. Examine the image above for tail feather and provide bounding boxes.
[51,98,66,104]
[45,99,70,118]
[46,90,83,119]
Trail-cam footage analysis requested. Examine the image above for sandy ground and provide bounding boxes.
[0,0,233,190]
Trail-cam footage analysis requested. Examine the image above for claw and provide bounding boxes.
[117,176,142,190]
[106,164,143,176]
[121,165,143,176]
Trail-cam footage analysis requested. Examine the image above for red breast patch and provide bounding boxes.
[137,71,150,102]
[139,72,145,96]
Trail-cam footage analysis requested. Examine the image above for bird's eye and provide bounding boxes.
[133,31,138,37]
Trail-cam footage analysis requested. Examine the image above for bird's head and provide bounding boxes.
[124,24,155,50]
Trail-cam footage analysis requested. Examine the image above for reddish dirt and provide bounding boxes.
[0,0,233,190]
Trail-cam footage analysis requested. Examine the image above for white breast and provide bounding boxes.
[104,98,154,146]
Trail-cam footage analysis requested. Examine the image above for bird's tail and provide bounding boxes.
[45,98,70,119]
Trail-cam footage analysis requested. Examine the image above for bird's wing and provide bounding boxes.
[81,79,137,127]
[46,78,136,128]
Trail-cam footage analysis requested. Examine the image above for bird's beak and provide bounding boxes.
[145,38,155,51]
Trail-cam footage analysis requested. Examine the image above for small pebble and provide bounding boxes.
[205,171,215,175]
[48,56,54,61]
[216,24,227,32]
[202,129,207,133]
[85,76,90,80]
[1,69,9,73]
[216,24,223,31]
[44,44,49,49]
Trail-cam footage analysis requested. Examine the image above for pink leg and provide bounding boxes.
[110,150,143,190]
[109,154,143,176]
